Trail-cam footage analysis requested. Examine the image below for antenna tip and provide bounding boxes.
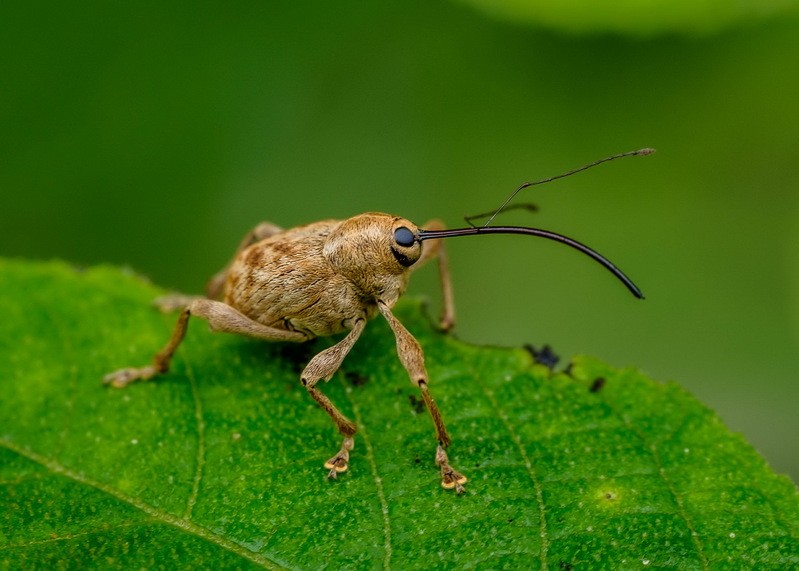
[637,148,656,156]
[629,283,645,299]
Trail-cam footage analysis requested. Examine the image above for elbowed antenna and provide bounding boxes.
[417,226,644,299]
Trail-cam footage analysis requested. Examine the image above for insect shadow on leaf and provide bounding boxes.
[408,394,426,415]
[343,370,369,387]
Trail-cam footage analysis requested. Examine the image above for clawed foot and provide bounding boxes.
[436,444,467,494]
[324,437,354,479]
[438,314,455,333]
[103,366,158,388]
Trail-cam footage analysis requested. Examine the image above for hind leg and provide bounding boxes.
[104,298,306,387]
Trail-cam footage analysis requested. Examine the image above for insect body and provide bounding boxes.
[105,151,650,494]
[106,214,471,490]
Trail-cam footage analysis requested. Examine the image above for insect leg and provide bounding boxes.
[377,301,467,493]
[301,318,366,478]
[103,306,192,387]
[417,219,455,331]
[205,221,285,299]
[104,298,306,388]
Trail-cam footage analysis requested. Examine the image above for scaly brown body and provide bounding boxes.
[225,218,408,338]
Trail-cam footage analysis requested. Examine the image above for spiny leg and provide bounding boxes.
[301,318,366,478]
[377,301,467,493]
[104,298,306,387]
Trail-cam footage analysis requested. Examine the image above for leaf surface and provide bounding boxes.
[1,259,798,569]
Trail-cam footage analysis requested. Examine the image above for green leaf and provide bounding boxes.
[1,258,798,569]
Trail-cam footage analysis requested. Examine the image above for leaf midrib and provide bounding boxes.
[0,438,286,570]
[594,380,708,568]
[347,382,393,570]
[181,353,207,521]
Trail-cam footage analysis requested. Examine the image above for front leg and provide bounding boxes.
[301,318,366,478]
[377,301,467,493]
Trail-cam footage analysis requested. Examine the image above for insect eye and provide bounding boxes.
[394,226,415,247]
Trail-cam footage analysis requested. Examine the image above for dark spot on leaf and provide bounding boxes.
[559,562,574,571]
[414,455,421,465]
[344,371,368,387]
[408,394,425,415]
[524,344,559,370]
[507,518,514,523]
[605,491,617,501]
[590,377,606,393]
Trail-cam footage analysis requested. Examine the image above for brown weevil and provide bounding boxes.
[104,149,651,493]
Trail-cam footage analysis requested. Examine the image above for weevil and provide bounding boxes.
[104,149,652,493]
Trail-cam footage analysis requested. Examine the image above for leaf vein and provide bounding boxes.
[346,384,392,571]
[467,361,549,571]
[181,352,206,521]
[0,521,142,550]
[598,403,709,569]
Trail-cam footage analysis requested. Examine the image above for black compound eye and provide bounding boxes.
[394,226,415,247]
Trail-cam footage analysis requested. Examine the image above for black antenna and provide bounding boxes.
[480,148,655,228]
[417,225,644,299]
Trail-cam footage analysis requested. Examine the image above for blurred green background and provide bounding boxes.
[2,2,798,483]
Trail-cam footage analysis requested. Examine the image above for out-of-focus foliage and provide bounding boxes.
[456,0,798,36]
